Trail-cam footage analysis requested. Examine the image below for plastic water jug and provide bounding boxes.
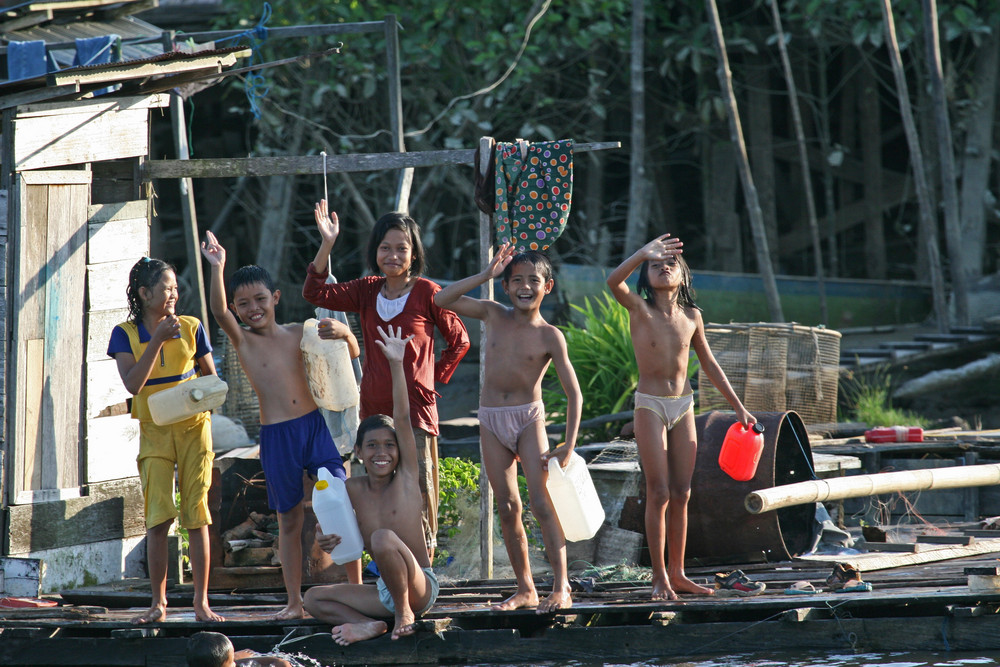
[545,452,605,542]
[718,421,766,481]
[864,426,923,443]
[147,375,229,426]
[312,467,364,565]
[300,318,360,412]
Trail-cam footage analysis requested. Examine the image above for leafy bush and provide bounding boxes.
[543,295,638,438]
[840,365,928,427]
[438,456,482,540]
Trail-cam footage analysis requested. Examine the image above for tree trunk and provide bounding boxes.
[879,0,948,331]
[746,58,778,268]
[706,0,784,321]
[922,0,969,325]
[768,0,827,324]
[859,60,886,280]
[623,0,650,256]
[958,18,999,281]
[703,139,742,272]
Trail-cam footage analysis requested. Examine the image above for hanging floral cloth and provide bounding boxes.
[493,139,573,252]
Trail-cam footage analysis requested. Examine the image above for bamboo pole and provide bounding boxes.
[745,463,1000,515]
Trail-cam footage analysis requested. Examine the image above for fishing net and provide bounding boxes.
[698,323,841,425]
[215,331,261,441]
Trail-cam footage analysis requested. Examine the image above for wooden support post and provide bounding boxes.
[478,136,495,580]
[385,15,413,212]
[963,451,980,522]
[162,32,208,327]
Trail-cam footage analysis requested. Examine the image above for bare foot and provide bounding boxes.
[651,577,678,601]
[131,605,165,625]
[271,604,304,621]
[670,573,715,596]
[194,602,225,622]
[391,608,417,640]
[536,590,572,614]
[331,620,388,646]
[491,589,539,611]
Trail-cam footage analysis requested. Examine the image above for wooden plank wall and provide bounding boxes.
[86,199,148,484]
[12,171,91,499]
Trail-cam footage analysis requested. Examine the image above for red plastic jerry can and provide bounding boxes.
[718,421,766,481]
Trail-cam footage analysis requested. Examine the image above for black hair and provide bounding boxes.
[186,631,232,667]
[229,264,276,296]
[366,212,426,277]
[502,250,553,283]
[636,254,700,310]
[354,414,396,452]
[126,257,176,322]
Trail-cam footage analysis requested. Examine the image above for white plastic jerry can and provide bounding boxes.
[300,318,361,412]
[312,467,364,565]
[147,375,229,426]
[545,452,605,542]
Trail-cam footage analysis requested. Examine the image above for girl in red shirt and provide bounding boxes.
[303,200,470,559]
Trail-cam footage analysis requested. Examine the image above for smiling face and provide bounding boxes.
[376,228,413,278]
[356,425,399,477]
[502,261,553,312]
[140,269,179,318]
[231,281,279,329]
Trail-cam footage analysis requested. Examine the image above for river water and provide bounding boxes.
[474,652,1000,667]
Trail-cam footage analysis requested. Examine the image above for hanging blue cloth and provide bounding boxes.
[72,34,121,67]
[7,40,47,80]
[73,35,121,96]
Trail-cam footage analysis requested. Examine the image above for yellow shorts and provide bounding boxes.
[138,415,214,530]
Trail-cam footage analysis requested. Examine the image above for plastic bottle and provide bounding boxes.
[147,375,229,426]
[312,467,364,565]
[864,426,924,443]
[300,318,360,412]
[545,451,605,542]
[718,421,767,482]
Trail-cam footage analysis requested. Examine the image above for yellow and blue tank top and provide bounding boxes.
[106,315,212,422]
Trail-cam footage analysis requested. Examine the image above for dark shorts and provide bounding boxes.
[259,409,346,513]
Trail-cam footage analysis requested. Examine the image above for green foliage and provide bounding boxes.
[436,457,538,550]
[438,456,481,539]
[173,492,190,568]
[839,365,928,428]
[543,295,637,438]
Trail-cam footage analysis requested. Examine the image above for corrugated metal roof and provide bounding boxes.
[3,14,166,69]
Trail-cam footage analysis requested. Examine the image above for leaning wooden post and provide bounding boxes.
[705,0,784,322]
[159,32,209,328]
[385,15,413,212]
[477,136,495,579]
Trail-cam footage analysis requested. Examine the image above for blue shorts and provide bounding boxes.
[259,410,346,513]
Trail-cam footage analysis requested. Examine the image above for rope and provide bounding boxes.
[215,2,272,119]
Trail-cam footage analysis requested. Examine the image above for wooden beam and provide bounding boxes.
[5,478,145,554]
[47,49,250,88]
[145,142,622,179]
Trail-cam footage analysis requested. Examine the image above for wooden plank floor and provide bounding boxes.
[4,550,1000,666]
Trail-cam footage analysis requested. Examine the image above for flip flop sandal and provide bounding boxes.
[784,581,818,595]
[836,580,873,593]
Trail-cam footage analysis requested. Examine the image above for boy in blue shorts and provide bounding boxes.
[201,232,362,620]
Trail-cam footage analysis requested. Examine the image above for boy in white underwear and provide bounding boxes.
[434,244,582,613]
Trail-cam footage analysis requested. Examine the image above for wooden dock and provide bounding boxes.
[4,548,1000,666]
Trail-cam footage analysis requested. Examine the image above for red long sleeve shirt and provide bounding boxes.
[303,263,470,436]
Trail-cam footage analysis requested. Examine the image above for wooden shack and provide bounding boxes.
[0,29,248,591]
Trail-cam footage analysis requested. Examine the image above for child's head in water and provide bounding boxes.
[228,265,280,330]
[366,212,425,278]
[354,414,398,475]
[186,631,234,667]
[636,253,699,310]
[126,257,178,322]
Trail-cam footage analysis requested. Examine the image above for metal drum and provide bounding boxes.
[685,410,815,564]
